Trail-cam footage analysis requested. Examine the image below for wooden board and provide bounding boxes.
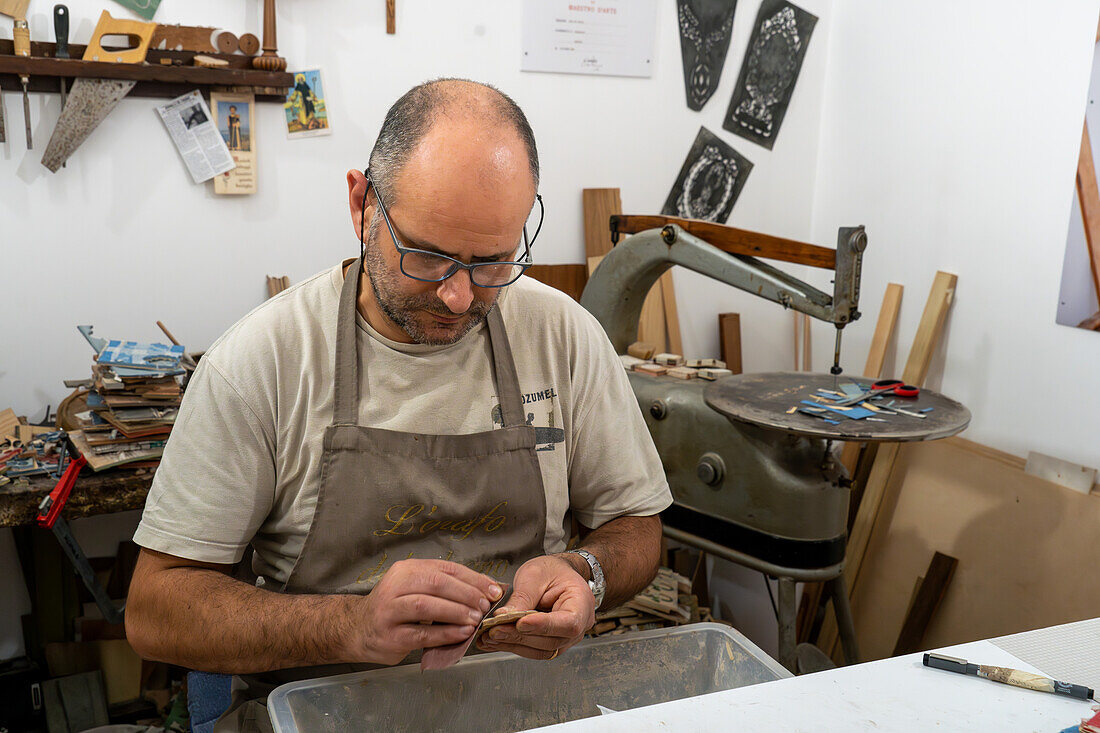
[525,264,588,302]
[892,551,958,655]
[718,313,742,374]
[1078,121,1100,303]
[847,437,1100,662]
[660,272,683,355]
[611,214,837,269]
[819,271,957,657]
[582,188,671,352]
[839,282,904,475]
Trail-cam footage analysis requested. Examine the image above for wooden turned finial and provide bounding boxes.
[252,0,286,70]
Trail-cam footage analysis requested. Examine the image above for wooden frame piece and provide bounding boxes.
[610,214,837,270]
[1077,121,1100,306]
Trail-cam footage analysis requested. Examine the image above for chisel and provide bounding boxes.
[54,5,69,109]
[13,16,31,148]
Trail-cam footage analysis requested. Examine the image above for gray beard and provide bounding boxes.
[364,216,495,346]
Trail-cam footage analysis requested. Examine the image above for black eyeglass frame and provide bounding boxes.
[361,168,543,288]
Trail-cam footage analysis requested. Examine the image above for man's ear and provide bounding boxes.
[346,169,376,242]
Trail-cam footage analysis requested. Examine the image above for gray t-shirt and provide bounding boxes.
[134,263,672,584]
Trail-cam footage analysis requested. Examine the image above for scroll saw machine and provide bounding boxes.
[580,215,867,671]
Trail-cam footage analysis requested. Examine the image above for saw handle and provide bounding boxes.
[54,5,69,59]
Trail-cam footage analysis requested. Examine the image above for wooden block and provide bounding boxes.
[633,363,667,376]
[686,358,725,369]
[1024,451,1098,495]
[524,264,588,302]
[591,620,617,635]
[151,24,219,53]
[697,368,732,381]
[619,355,647,370]
[653,353,684,366]
[666,366,697,379]
[627,342,656,360]
[638,281,668,353]
[718,313,743,374]
[0,408,19,441]
[892,552,958,655]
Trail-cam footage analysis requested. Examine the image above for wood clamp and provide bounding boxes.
[36,447,125,625]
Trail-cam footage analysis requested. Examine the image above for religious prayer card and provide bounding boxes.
[521,0,658,78]
[662,126,753,224]
[677,0,738,111]
[211,92,257,195]
[723,0,817,149]
[284,68,332,139]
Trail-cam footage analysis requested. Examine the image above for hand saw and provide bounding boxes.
[41,10,156,172]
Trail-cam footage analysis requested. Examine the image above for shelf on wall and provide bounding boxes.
[0,41,292,101]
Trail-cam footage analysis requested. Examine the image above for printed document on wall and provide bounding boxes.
[521,0,657,78]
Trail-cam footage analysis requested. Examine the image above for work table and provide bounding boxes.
[0,468,153,527]
[532,618,1100,732]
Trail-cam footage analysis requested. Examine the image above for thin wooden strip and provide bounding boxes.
[1077,121,1100,304]
[819,271,957,658]
[582,188,622,260]
[892,552,958,656]
[611,214,837,270]
[801,313,812,371]
[659,272,683,355]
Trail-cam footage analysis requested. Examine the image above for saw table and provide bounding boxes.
[579,217,971,672]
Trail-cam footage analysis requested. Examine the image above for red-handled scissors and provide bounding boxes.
[871,379,919,398]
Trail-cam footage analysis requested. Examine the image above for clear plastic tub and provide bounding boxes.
[268,622,789,732]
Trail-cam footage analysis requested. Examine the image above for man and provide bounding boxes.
[126,79,671,731]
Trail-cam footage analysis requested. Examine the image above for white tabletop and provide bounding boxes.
[530,623,1100,733]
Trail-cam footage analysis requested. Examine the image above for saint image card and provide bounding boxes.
[661,127,753,224]
[677,0,738,111]
[722,0,817,149]
[211,91,257,195]
[285,67,332,138]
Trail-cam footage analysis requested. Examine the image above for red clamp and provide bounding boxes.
[36,455,87,529]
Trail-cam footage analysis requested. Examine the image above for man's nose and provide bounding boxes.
[437,269,475,314]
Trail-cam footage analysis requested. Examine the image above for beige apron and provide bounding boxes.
[215,254,550,732]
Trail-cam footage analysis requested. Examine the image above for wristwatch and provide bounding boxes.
[565,549,606,609]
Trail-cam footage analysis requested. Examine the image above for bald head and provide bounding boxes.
[368,78,539,206]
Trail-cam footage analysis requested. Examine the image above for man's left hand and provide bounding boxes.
[475,555,594,660]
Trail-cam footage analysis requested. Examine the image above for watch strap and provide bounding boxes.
[565,549,605,609]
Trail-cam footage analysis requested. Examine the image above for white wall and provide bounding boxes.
[809,0,1100,470]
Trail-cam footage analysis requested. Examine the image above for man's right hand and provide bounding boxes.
[348,559,503,666]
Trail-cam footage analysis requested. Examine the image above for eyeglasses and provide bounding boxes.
[362,168,543,288]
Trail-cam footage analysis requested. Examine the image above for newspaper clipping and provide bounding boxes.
[156,90,235,184]
[211,91,257,195]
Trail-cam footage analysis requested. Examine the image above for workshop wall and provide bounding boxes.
[0,0,833,661]
[808,0,1100,470]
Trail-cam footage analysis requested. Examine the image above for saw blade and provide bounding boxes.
[41,78,136,172]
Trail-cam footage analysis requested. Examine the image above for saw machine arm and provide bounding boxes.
[584,216,867,357]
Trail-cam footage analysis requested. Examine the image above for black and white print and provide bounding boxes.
[661,127,753,224]
[677,0,737,111]
[722,0,817,149]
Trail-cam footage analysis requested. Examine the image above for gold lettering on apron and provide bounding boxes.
[355,551,390,584]
[373,503,425,537]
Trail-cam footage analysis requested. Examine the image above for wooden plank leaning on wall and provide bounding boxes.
[582,188,682,354]
[816,271,957,659]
